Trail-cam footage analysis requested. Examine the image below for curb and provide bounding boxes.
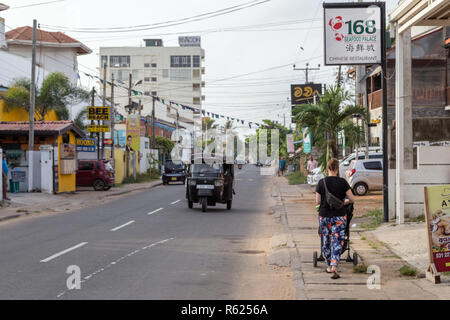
[272,177,308,300]
[0,181,164,224]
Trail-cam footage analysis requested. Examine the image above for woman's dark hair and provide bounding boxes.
[327,158,339,173]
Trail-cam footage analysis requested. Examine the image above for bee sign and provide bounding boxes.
[87,106,110,121]
[323,2,383,66]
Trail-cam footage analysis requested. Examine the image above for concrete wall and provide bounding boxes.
[390,146,450,219]
[110,148,140,185]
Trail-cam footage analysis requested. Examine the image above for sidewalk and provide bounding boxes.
[0,179,163,223]
[272,176,450,300]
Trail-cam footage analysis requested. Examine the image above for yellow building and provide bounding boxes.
[0,120,85,193]
[0,99,59,122]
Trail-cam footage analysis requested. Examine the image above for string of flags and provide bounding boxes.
[78,71,299,133]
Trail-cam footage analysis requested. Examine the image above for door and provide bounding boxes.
[362,160,383,190]
[77,161,95,187]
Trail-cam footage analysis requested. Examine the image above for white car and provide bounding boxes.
[339,152,383,178]
[307,167,325,186]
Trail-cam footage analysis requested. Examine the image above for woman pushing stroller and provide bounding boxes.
[315,158,354,279]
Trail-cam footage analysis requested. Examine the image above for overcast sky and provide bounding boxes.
[3,0,399,132]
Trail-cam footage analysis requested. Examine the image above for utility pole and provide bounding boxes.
[151,96,156,149]
[28,19,37,192]
[293,62,320,84]
[101,61,107,160]
[90,87,95,139]
[110,73,115,173]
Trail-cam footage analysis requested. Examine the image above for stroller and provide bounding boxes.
[313,203,358,267]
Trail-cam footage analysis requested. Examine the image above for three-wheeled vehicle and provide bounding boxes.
[186,157,235,212]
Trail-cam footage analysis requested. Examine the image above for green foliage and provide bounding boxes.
[293,85,367,169]
[360,209,384,230]
[2,72,89,121]
[255,120,300,160]
[155,136,175,153]
[353,264,368,273]
[399,265,418,277]
[74,108,88,130]
[285,171,307,185]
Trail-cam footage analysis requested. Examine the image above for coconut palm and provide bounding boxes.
[293,85,367,165]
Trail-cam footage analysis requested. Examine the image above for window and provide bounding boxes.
[151,91,157,96]
[171,55,191,68]
[144,63,150,68]
[363,161,382,170]
[193,83,200,91]
[193,55,200,67]
[80,162,94,171]
[151,77,157,82]
[144,77,150,82]
[193,69,201,79]
[151,63,157,68]
[110,56,130,68]
[170,69,191,81]
[144,92,151,96]
[162,69,169,78]
[193,97,201,105]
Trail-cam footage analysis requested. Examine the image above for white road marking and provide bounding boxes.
[148,208,164,215]
[41,242,88,263]
[110,220,135,232]
[170,200,181,205]
[56,237,176,299]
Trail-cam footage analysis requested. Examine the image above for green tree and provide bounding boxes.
[3,72,89,121]
[202,117,218,131]
[293,85,367,168]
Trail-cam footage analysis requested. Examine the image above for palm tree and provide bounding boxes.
[293,85,367,164]
[3,72,89,121]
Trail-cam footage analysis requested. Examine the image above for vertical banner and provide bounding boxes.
[323,3,382,65]
[126,115,141,152]
[424,185,450,278]
[303,128,312,154]
[287,134,295,154]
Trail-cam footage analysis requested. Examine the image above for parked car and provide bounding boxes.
[345,159,383,196]
[76,160,115,191]
[162,160,186,185]
[307,167,325,186]
[339,152,383,178]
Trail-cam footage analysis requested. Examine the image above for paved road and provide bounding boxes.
[0,166,284,299]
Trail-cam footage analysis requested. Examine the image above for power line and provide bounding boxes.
[9,0,68,10]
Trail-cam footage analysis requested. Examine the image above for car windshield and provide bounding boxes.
[192,163,222,175]
[165,162,185,170]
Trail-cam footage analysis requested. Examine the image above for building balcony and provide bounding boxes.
[368,89,382,110]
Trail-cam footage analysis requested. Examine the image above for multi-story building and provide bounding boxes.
[99,38,205,132]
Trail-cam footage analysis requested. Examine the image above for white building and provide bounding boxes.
[99,37,205,131]
[5,25,91,85]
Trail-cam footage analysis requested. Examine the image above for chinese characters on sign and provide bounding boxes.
[324,4,382,65]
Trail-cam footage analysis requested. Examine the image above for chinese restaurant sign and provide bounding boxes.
[324,3,382,65]
[424,185,450,275]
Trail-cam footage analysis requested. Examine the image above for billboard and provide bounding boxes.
[126,115,140,152]
[291,84,322,105]
[88,106,110,121]
[76,138,96,153]
[323,3,383,65]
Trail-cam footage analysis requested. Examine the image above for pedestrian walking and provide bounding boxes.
[2,152,10,201]
[278,158,286,176]
[315,158,354,279]
[307,156,318,174]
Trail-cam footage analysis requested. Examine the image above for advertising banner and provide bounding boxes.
[126,115,141,152]
[323,3,382,65]
[424,185,450,276]
[291,84,322,105]
[303,128,312,154]
[87,125,110,133]
[287,134,295,154]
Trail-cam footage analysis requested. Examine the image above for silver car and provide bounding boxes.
[345,159,383,196]
[339,152,383,178]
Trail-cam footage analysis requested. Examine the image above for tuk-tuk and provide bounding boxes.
[186,158,235,212]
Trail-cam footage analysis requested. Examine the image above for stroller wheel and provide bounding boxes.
[353,253,358,266]
[313,251,318,268]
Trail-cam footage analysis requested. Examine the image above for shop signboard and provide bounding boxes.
[291,84,322,105]
[323,3,382,65]
[424,185,450,283]
[87,125,110,133]
[303,128,312,154]
[287,134,295,154]
[87,106,110,121]
[76,138,96,153]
